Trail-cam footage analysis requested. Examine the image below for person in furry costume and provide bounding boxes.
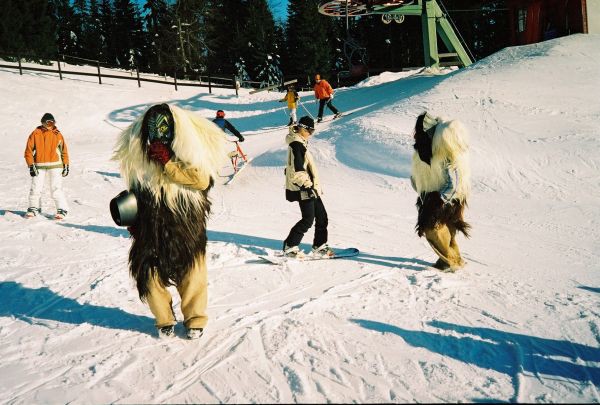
[113,104,228,339]
[410,112,471,272]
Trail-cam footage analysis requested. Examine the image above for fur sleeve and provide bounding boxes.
[432,119,469,162]
[169,105,229,178]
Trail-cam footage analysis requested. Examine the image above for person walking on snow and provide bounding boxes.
[283,116,334,258]
[212,110,244,142]
[23,113,70,219]
[279,84,300,126]
[113,103,228,339]
[313,74,341,123]
[410,111,471,272]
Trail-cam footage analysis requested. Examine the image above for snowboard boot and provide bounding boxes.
[283,244,305,259]
[316,117,323,123]
[333,113,343,119]
[287,117,294,126]
[311,243,335,258]
[54,209,68,220]
[24,207,40,218]
[157,325,176,339]
[186,328,204,340]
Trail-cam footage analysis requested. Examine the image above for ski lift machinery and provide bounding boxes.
[318,0,474,70]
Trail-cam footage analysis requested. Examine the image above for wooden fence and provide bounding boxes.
[0,53,239,95]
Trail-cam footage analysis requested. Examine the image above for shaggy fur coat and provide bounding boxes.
[411,115,471,237]
[113,105,228,299]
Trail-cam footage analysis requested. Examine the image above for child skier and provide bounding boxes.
[23,113,70,219]
[212,110,247,172]
[279,84,300,126]
[212,110,244,142]
[283,116,334,258]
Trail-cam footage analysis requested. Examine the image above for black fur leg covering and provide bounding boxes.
[416,192,470,238]
[129,187,211,300]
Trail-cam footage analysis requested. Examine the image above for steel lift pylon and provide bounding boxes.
[318,0,473,69]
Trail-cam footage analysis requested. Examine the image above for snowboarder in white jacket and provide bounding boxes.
[283,116,334,258]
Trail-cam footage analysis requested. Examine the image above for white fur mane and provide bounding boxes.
[112,105,229,213]
[411,118,471,202]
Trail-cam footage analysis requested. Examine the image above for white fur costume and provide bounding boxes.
[113,105,229,214]
[411,118,471,202]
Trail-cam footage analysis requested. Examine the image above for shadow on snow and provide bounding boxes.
[351,318,600,390]
[54,224,432,270]
[0,281,154,335]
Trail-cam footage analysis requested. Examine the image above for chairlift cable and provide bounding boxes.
[438,0,477,62]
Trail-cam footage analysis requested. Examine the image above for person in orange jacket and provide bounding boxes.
[23,113,70,219]
[313,74,342,123]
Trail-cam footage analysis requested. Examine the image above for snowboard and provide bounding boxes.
[259,247,359,265]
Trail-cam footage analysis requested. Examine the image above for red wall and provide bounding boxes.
[507,0,586,45]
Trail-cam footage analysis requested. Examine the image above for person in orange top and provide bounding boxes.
[23,113,70,219]
[313,74,342,123]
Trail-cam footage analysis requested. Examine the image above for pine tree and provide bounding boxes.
[243,0,278,81]
[112,0,144,68]
[71,0,88,59]
[205,0,248,75]
[51,0,80,57]
[143,0,174,73]
[256,53,283,87]
[0,0,56,60]
[98,0,115,64]
[285,0,334,80]
[171,0,210,78]
[86,0,103,61]
[234,56,251,86]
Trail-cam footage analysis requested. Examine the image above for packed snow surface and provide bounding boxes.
[0,34,599,403]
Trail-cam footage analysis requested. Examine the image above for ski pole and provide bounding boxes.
[298,100,315,120]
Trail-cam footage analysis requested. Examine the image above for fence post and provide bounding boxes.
[57,56,63,80]
[136,66,141,88]
[18,56,22,75]
[208,73,212,94]
[97,61,102,84]
[174,71,178,91]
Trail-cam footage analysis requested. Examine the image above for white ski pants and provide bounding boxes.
[289,107,297,123]
[28,168,69,211]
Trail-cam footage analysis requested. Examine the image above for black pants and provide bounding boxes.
[318,98,339,119]
[284,197,328,249]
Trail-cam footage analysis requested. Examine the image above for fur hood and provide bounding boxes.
[411,117,471,202]
[112,105,229,213]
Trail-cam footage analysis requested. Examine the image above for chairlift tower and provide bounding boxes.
[318,0,473,69]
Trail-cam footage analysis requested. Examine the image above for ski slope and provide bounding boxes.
[0,34,599,403]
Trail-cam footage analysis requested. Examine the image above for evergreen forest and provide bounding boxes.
[0,0,510,86]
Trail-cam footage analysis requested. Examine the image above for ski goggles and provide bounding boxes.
[297,123,315,133]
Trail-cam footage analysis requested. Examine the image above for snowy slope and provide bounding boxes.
[0,34,599,403]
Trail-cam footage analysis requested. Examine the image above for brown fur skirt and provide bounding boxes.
[129,186,211,300]
[416,192,470,237]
